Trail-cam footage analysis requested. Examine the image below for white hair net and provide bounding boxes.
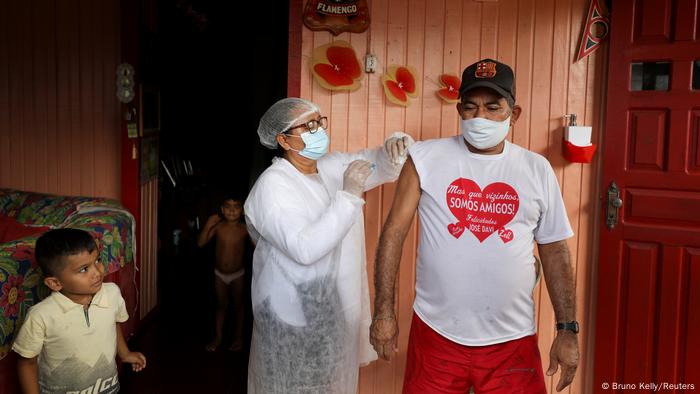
[257,98,321,149]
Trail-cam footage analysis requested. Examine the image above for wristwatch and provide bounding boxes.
[556,321,579,334]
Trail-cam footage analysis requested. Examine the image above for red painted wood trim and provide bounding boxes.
[120,0,141,328]
[288,0,303,97]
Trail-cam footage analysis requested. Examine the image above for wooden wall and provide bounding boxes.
[0,0,162,328]
[295,0,608,392]
[0,0,122,199]
[139,177,158,318]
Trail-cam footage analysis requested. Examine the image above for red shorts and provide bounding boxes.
[403,313,546,394]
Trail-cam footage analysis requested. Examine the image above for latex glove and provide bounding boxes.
[384,131,415,165]
[343,160,373,197]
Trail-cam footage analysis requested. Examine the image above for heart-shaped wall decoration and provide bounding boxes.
[381,65,418,106]
[436,74,461,103]
[311,41,363,91]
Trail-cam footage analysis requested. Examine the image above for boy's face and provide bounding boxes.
[221,200,243,222]
[45,250,104,301]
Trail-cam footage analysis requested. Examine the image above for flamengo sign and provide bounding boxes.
[303,0,370,35]
[317,2,358,15]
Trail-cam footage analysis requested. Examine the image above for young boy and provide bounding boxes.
[197,195,248,352]
[12,228,146,394]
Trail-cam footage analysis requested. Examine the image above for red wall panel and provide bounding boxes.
[0,0,121,199]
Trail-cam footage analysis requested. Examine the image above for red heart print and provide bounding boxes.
[498,228,514,243]
[447,223,465,239]
[445,179,519,243]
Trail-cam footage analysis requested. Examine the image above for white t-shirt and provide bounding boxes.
[409,137,573,346]
[12,282,128,394]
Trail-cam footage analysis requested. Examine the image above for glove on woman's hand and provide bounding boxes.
[384,132,415,165]
[343,160,373,197]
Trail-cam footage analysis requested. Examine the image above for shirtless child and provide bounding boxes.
[197,195,248,352]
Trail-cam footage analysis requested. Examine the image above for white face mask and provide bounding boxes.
[461,116,511,149]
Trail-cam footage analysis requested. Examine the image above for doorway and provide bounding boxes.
[594,0,700,390]
[121,2,289,392]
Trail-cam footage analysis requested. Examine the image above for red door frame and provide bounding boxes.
[119,0,141,333]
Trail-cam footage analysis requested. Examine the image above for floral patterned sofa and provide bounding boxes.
[0,188,138,393]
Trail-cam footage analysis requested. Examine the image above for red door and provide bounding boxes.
[595,0,700,390]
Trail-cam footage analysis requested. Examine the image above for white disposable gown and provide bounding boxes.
[245,142,404,394]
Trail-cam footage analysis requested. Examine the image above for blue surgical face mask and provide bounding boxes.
[286,127,330,160]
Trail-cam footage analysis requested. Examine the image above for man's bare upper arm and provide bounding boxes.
[384,156,421,237]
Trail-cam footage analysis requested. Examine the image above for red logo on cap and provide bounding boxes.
[475,61,497,78]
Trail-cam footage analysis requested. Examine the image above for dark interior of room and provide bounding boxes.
[120,1,289,392]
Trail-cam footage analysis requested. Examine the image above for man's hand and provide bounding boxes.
[369,316,399,361]
[121,351,147,372]
[546,331,579,391]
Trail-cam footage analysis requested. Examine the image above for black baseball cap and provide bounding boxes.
[459,58,515,102]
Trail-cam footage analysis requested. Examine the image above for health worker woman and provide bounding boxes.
[245,98,412,394]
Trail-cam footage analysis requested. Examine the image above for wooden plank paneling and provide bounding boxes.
[347,31,369,153]
[545,1,574,392]
[20,1,34,192]
[461,1,481,88]
[582,40,608,393]
[8,0,25,190]
[422,0,445,142]
[569,1,603,391]
[294,0,607,392]
[32,1,49,193]
[513,0,535,147]
[0,0,121,200]
[0,0,12,186]
[45,0,59,195]
[56,0,73,194]
[140,178,159,318]
[440,0,462,139]
[481,3,499,58]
